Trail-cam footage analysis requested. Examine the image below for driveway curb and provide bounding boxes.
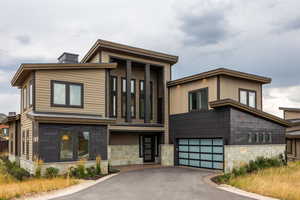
[205,174,280,200]
[22,173,119,200]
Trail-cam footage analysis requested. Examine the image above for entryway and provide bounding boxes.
[143,136,155,162]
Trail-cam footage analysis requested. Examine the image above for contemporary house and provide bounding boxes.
[279,107,300,160]
[7,39,289,174]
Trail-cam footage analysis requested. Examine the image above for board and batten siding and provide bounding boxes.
[169,77,218,115]
[35,69,106,116]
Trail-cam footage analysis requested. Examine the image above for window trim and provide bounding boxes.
[109,76,118,118]
[239,88,257,109]
[188,87,209,112]
[51,80,84,108]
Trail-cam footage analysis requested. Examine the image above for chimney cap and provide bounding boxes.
[8,112,16,116]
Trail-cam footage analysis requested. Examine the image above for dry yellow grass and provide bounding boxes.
[0,177,78,200]
[228,161,300,200]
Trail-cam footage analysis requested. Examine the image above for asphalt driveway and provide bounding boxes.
[54,167,253,200]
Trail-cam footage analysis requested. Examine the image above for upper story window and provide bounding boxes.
[23,86,27,110]
[51,80,83,108]
[188,88,208,112]
[29,80,33,106]
[109,76,118,117]
[139,80,153,119]
[121,78,136,118]
[239,89,256,108]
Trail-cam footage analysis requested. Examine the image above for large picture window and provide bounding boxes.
[239,89,256,108]
[60,131,74,160]
[109,76,117,117]
[188,88,208,112]
[51,81,83,108]
[78,131,89,159]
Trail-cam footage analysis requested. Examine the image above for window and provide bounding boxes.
[78,131,89,159]
[29,81,33,106]
[287,139,292,154]
[121,78,126,117]
[150,82,153,120]
[26,130,29,160]
[131,79,136,118]
[109,76,117,117]
[60,131,74,160]
[22,131,25,155]
[139,80,145,119]
[23,87,27,110]
[239,89,256,108]
[3,128,8,137]
[248,133,252,143]
[188,88,208,112]
[51,81,83,107]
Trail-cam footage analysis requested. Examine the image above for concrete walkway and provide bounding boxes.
[53,167,254,200]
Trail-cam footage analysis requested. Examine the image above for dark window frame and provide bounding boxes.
[26,130,29,160]
[23,86,27,111]
[51,80,84,108]
[29,80,33,107]
[139,80,145,119]
[130,79,136,118]
[188,87,209,112]
[109,76,118,118]
[22,131,25,155]
[121,77,127,118]
[239,88,257,108]
[286,139,293,154]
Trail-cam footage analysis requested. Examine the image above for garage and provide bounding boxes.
[177,138,224,170]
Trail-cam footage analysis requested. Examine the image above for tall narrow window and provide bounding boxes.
[22,131,25,155]
[139,80,145,119]
[60,131,73,160]
[131,79,136,118]
[53,82,66,105]
[78,131,89,159]
[23,87,27,110]
[188,88,208,112]
[150,82,153,120]
[26,130,29,160]
[121,78,126,118]
[110,76,117,117]
[69,84,82,106]
[239,89,256,108]
[29,81,33,106]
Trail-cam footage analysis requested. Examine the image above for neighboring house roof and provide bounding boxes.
[81,39,178,64]
[0,113,7,123]
[279,107,300,112]
[11,62,117,87]
[209,99,290,127]
[167,68,271,87]
[26,111,116,125]
[6,114,20,123]
[0,125,8,129]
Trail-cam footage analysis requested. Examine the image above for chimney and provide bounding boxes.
[58,52,79,63]
[8,112,16,116]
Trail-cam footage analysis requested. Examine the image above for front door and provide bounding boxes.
[143,136,155,162]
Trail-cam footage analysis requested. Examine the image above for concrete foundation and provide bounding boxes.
[108,145,143,166]
[161,144,174,166]
[224,144,286,173]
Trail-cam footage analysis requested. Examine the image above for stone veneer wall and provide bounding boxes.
[161,144,174,166]
[108,145,143,166]
[224,144,286,173]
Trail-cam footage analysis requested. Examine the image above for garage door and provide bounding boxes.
[177,138,224,170]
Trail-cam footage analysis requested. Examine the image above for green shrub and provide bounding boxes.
[0,158,30,181]
[45,167,59,178]
[69,166,86,178]
[86,166,97,177]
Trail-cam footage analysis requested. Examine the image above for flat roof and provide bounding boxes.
[209,99,290,127]
[167,68,271,87]
[11,62,117,87]
[279,107,300,112]
[81,39,178,64]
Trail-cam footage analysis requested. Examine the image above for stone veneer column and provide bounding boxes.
[161,144,174,166]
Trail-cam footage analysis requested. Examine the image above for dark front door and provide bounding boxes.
[143,136,155,162]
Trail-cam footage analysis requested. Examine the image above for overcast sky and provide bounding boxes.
[0,0,300,117]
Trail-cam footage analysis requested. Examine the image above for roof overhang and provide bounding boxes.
[286,130,300,138]
[81,39,178,65]
[167,68,271,87]
[5,114,20,123]
[279,107,300,112]
[209,99,291,127]
[27,112,116,125]
[11,62,117,87]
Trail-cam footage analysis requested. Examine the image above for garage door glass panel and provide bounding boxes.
[201,161,212,168]
[189,153,200,159]
[213,147,223,153]
[213,162,223,169]
[189,146,200,152]
[201,146,212,153]
[179,146,188,151]
[189,139,200,145]
[179,152,189,159]
[179,139,188,145]
[179,159,188,165]
[201,153,212,161]
[200,139,212,145]
[190,160,200,167]
[213,139,223,145]
[213,154,223,161]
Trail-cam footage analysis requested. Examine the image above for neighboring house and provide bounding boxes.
[7,39,289,174]
[0,124,9,139]
[279,107,300,160]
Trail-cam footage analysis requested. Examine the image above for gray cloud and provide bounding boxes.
[179,10,229,46]
[15,34,31,45]
[282,17,300,32]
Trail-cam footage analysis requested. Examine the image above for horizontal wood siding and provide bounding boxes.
[35,69,106,115]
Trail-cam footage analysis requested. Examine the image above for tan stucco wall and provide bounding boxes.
[169,77,217,115]
[284,111,300,120]
[220,75,262,110]
[35,69,106,116]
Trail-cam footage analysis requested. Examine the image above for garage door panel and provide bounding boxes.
[177,138,224,170]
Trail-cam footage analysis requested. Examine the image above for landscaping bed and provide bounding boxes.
[213,156,300,200]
